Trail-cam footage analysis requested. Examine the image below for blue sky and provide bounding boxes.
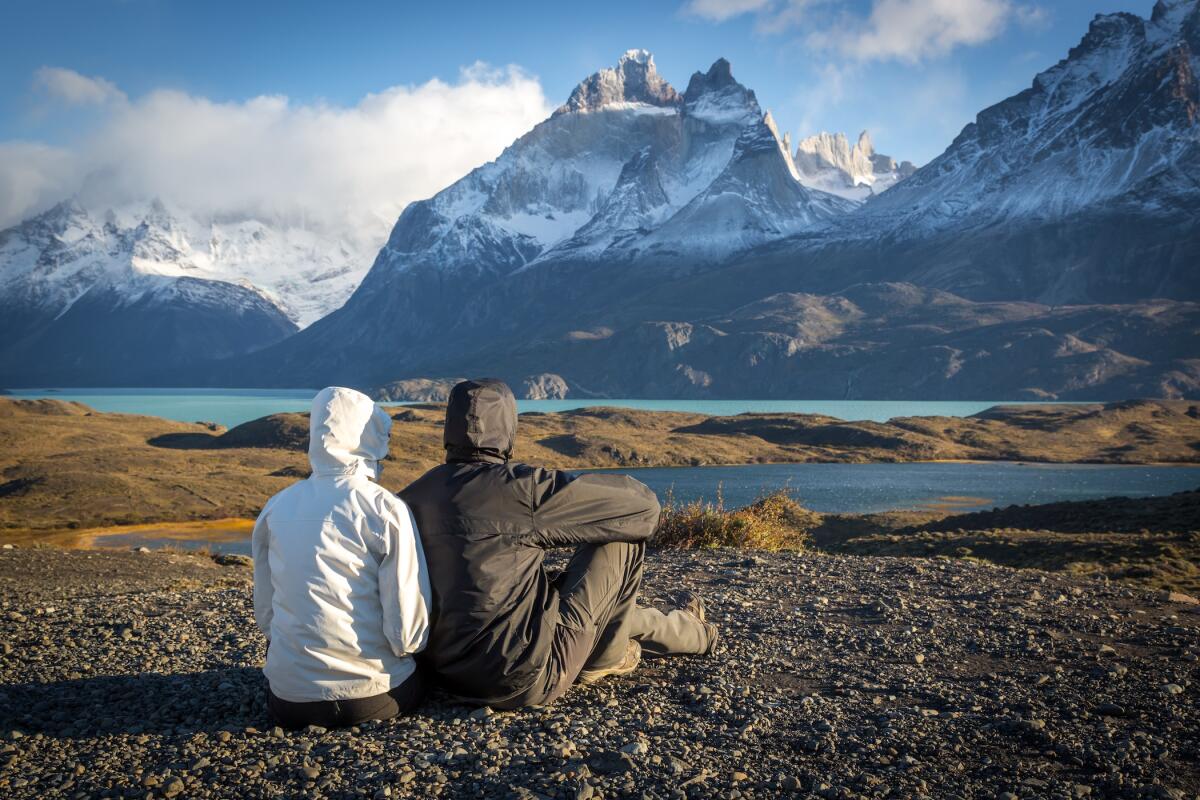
[0,0,1157,231]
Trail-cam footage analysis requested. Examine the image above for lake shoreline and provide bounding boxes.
[2,396,1197,535]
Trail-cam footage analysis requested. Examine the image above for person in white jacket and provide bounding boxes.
[252,386,431,729]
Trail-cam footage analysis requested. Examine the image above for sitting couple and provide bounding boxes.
[252,379,718,728]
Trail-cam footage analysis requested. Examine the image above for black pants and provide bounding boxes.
[496,541,712,709]
[267,669,424,729]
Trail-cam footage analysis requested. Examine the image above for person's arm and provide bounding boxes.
[251,505,274,639]
[527,468,661,548]
[377,497,432,657]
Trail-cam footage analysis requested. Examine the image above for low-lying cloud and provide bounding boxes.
[0,64,552,244]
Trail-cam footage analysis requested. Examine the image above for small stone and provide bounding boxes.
[1097,644,1116,656]
[302,765,321,779]
[1162,683,1184,695]
[1,544,13,550]
[997,793,1018,800]
[1164,591,1199,605]
[469,706,494,720]
[216,731,232,743]
[619,741,648,756]
[135,546,152,554]
[914,653,925,665]
[1072,785,1092,798]
[272,726,285,738]
[732,771,750,782]
[163,778,185,798]
[588,751,636,775]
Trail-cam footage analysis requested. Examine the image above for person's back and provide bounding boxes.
[402,379,715,708]
[253,386,430,727]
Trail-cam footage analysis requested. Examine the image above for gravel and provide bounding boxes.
[0,547,1197,799]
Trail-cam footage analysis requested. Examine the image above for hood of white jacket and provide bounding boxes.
[308,386,392,479]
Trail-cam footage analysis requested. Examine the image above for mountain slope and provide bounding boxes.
[0,202,299,386]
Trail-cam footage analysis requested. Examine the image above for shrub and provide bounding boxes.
[652,487,820,551]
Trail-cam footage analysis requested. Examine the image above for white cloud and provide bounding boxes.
[1,64,552,243]
[681,0,773,22]
[1015,4,1051,31]
[686,0,1030,63]
[811,0,1014,63]
[0,142,77,226]
[33,67,127,106]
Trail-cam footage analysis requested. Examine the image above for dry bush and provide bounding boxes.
[652,487,820,551]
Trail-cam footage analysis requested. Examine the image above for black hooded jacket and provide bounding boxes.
[399,379,661,703]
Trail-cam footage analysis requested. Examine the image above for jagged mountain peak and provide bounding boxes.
[791,130,914,201]
[555,49,680,115]
[683,58,736,97]
[682,58,760,126]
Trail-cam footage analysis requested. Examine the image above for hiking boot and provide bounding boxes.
[676,590,707,622]
[578,640,641,685]
[677,590,719,655]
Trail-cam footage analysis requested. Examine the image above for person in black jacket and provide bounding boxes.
[400,378,717,709]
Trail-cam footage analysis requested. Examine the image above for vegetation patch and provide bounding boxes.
[652,488,820,551]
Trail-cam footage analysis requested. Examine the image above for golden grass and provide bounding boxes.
[651,487,821,551]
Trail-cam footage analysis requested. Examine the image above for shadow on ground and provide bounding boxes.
[0,666,272,738]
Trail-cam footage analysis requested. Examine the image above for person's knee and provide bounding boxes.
[571,540,641,569]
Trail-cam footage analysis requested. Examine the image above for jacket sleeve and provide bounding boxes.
[377,497,432,658]
[527,469,661,548]
[251,504,274,638]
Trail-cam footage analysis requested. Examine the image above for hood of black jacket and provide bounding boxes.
[443,378,517,464]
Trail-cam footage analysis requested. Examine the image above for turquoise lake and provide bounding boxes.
[6,387,1084,429]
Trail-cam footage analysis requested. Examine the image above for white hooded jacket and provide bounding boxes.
[252,386,431,703]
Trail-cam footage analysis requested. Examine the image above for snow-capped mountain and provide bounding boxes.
[792,131,916,201]
[228,51,859,386]
[368,51,851,277]
[0,197,379,385]
[0,201,311,385]
[824,0,1200,304]
[0,200,370,329]
[862,0,1200,237]
[221,14,1200,394]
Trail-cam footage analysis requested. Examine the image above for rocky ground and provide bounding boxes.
[1,547,1197,799]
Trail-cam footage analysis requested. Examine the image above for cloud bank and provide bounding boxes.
[0,65,552,244]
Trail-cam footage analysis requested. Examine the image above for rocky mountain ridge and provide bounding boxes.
[792,131,916,201]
